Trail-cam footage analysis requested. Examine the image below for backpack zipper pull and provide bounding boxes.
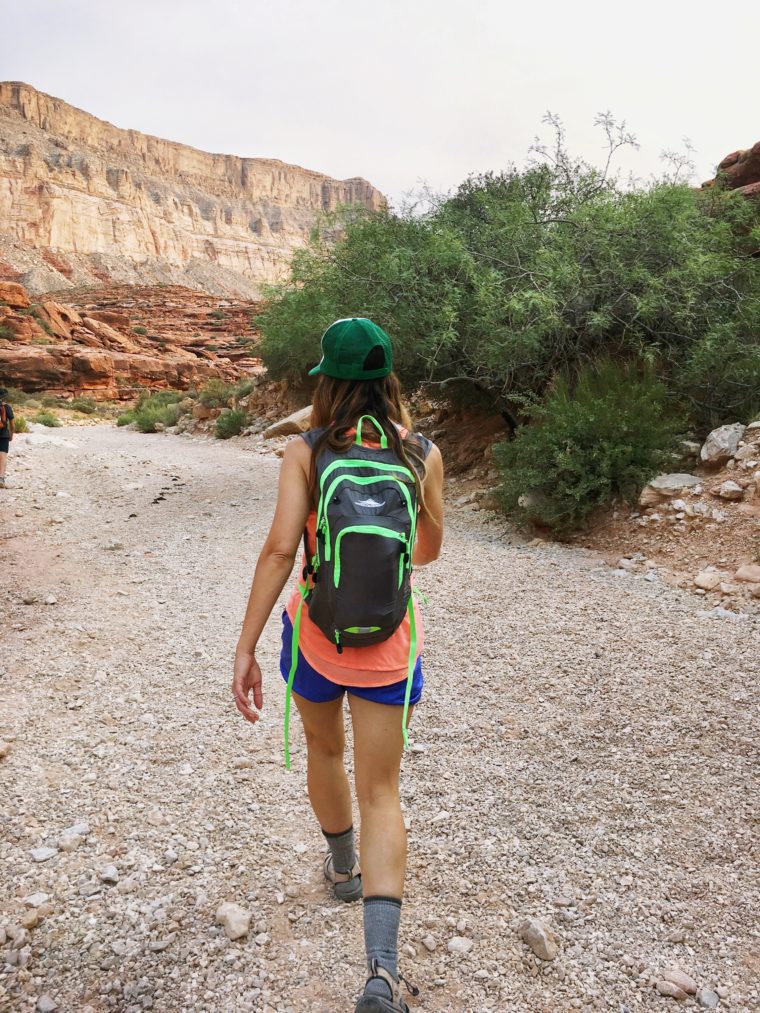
[334,630,344,655]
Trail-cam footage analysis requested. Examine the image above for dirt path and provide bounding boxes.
[1,426,758,1013]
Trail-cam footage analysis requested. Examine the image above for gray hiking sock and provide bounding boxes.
[322,825,357,874]
[363,896,401,998]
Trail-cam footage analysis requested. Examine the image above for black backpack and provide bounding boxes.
[283,416,430,767]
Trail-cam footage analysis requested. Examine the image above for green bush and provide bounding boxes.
[31,410,61,428]
[495,360,682,533]
[209,309,226,320]
[198,379,234,408]
[133,325,147,335]
[215,408,247,439]
[234,377,255,400]
[70,396,97,415]
[117,410,136,426]
[1,386,32,405]
[14,415,30,433]
[0,324,15,339]
[40,393,60,407]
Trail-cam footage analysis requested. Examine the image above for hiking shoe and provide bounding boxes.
[0,477,5,488]
[355,960,418,1012]
[324,853,362,903]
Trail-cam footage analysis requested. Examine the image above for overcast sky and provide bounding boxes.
[2,0,758,205]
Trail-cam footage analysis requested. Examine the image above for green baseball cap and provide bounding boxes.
[308,317,393,380]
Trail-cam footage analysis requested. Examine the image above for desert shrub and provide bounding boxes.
[14,415,30,433]
[31,410,61,427]
[133,325,147,335]
[234,377,255,400]
[206,343,218,351]
[0,324,15,340]
[2,386,32,405]
[495,360,682,533]
[215,408,246,439]
[117,410,136,426]
[40,394,61,407]
[209,309,225,320]
[198,378,234,408]
[69,396,97,414]
[32,336,52,345]
[132,391,184,432]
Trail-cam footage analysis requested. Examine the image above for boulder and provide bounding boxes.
[735,563,760,583]
[0,281,31,308]
[263,405,312,439]
[700,423,746,466]
[717,480,744,501]
[663,968,697,995]
[35,302,82,340]
[639,474,701,507]
[694,570,723,591]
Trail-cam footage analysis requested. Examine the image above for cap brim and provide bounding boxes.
[307,363,322,376]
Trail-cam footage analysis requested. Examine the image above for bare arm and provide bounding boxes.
[232,437,311,722]
[413,443,444,566]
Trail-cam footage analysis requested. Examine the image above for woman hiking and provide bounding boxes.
[232,317,444,1012]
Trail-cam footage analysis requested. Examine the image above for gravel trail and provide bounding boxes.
[1,425,758,1013]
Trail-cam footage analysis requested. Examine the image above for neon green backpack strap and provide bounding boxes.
[284,578,309,770]
[355,414,388,449]
[401,597,417,750]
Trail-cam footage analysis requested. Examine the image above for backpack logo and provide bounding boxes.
[355,497,384,508]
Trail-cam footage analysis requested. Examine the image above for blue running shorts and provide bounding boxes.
[279,610,423,706]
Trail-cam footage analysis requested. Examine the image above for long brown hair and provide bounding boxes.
[308,372,430,514]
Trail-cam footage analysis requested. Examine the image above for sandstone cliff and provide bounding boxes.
[0,82,384,297]
[701,140,760,198]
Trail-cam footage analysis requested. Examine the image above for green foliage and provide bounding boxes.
[31,410,61,427]
[131,390,185,432]
[215,408,247,439]
[69,396,98,414]
[255,120,760,441]
[13,415,30,433]
[209,309,226,320]
[0,324,14,339]
[1,386,32,405]
[234,377,255,400]
[117,410,136,427]
[40,394,61,407]
[495,360,682,532]
[198,379,234,408]
[133,325,148,335]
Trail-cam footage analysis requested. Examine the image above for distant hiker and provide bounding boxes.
[0,388,15,489]
[233,318,444,1012]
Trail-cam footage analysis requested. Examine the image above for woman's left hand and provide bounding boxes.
[232,651,263,723]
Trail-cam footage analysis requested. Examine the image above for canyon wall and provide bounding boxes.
[0,82,384,297]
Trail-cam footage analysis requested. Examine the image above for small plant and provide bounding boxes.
[31,410,61,427]
[32,336,53,345]
[234,377,255,400]
[198,379,234,408]
[14,415,30,433]
[40,394,61,408]
[0,324,14,340]
[117,410,136,427]
[133,325,148,335]
[209,309,226,320]
[496,360,682,533]
[206,343,218,351]
[215,408,247,439]
[70,396,97,414]
[131,390,185,432]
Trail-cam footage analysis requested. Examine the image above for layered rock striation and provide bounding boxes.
[0,82,384,296]
[0,280,262,398]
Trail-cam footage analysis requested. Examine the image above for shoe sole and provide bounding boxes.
[332,876,363,903]
[355,998,407,1013]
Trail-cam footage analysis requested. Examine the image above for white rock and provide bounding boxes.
[421,934,437,952]
[58,833,82,852]
[447,936,473,954]
[717,480,743,501]
[30,847,58,863]
[216,901,251,940]
[36,996,58,1012]
[518,917,559,961]
[735,563,760,583]
[639,474,700,507]
[23,892,50,908]
[63,821,90,837]
[700,423,746,465]
[694,570,723,591]
[100,864,119,884]
[696,988,720,1008]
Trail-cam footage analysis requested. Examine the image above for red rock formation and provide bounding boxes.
[702,141,760,197]
[0,283,263,399]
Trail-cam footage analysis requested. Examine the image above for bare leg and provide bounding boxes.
[348,694,412,898]
[293,690,353,834]
[0,451,7,479]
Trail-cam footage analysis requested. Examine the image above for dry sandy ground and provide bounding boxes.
[1,425,758,1013]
